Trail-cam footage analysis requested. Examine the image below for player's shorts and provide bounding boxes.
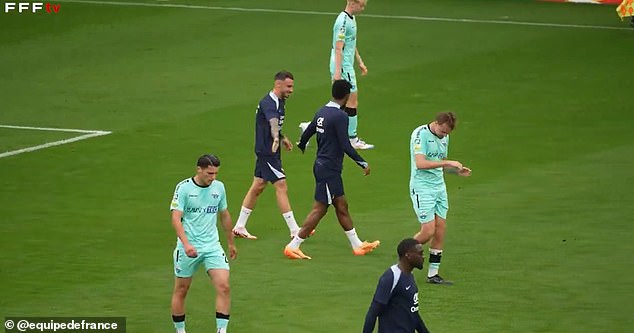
[313,165,345,205]
[173,246,229,278]
[254,155,286,183]
[410,186,449,223]
[330,65,358,93]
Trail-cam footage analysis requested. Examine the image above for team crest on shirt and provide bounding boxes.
[338,25,346,39]
[211,193,219,199]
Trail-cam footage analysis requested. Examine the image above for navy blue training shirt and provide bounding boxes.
[297,101,367,172]
[364,265,428,333]
[255,91,285,158]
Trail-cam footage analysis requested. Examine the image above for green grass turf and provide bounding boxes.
[1,0,633,332]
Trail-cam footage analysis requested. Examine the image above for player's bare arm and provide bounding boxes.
[219,209,237,259]
[171,209,197,257]
[415,154,462,170]
[355,48,367,75]
[334,41,344,80]
[269,118,280,153]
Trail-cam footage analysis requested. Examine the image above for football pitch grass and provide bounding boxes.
[1,0,633,332]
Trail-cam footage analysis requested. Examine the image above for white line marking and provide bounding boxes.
[0,124,110,134]
[0,125,112,159]
[56,0,632,31]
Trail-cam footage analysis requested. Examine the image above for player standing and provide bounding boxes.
[409,112,471,284]
[170,154,237,333]
[363,238,431,333]
[330,0,374,150]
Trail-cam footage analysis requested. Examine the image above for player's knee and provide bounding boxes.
[334,201,349,213]
[315,207,327,217]
[251,183,266,195]
[273,180,288,192]
[335,207,350,220]
[173,283,190,297]
[420,223,436,238]
[216,281,230,296]
[312,206,328,219]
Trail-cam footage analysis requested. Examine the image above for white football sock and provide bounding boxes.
[288,235,305,249]
[282,211,300,233]
[344,228,363,248]
[234,206,252,229]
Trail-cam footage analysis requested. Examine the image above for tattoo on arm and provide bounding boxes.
[269,118,280,139]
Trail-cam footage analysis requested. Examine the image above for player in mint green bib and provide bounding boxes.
[329,0,374,150]
[409,112,471,285]
[169,154,237,333]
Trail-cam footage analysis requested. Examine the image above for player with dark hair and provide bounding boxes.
[363,238,430,333]
[232,71,302,240]
[170,154,237,333]
[283,80,379,259]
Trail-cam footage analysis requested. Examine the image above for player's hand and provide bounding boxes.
[272,137,280,153]
[458,167,472,177]
[362,166,371,176]
[282,137,293,151]
[228,244,237,260]
[359,62,368,76]
[444,160,463,170]
[333,72,342,81]
[184,244,198,258]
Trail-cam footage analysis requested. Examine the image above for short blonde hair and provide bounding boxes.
[435,112,457,130]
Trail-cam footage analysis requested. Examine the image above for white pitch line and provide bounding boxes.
[56,0,632,31]
[0,124,110,134]
[0,125,112,159]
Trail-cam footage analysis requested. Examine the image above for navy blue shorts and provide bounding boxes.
[313,165,344,205]
[254,155,286,183]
